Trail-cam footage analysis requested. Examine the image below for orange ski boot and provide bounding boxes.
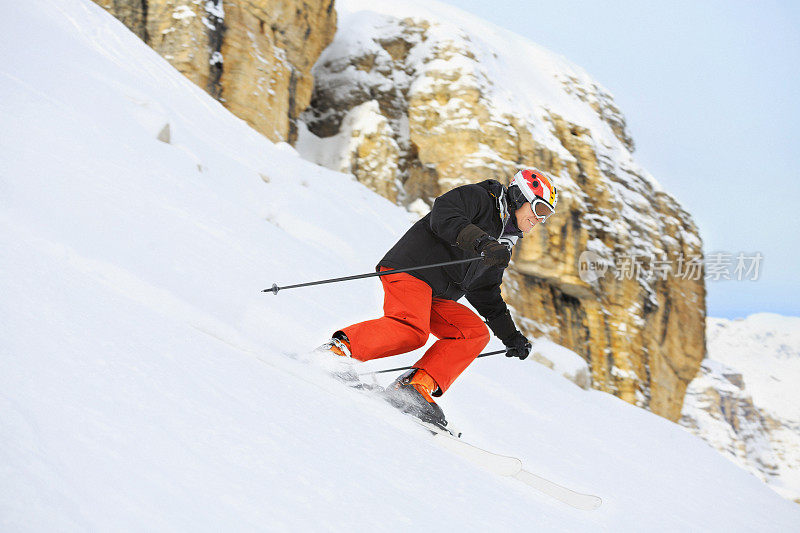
[314,332,357,383]
[386,368,448,430]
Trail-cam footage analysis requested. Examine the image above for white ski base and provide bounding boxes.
[513,469,603,511]
[432,431,523,476]
[421,422,602,510]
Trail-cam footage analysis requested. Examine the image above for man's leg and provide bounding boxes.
[412,299,490,394]
[340,270,432,362]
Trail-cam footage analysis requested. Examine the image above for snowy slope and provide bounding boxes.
[2,0,799,530]
[681,315,800,503]
[707,315,800,423]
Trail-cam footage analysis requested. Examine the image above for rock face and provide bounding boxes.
[680,360,781,485]
[295,100,401,202]
[681,316,800,504]
[299,4,705,420]
[93,0,336,143]
[681,359,800,505]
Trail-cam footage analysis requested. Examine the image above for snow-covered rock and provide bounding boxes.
[526,336,592,390]
[92,0,337,143]
[681,315,800,504]
[299,0,705,421]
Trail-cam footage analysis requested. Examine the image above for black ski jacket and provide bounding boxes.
[377,179,522,333]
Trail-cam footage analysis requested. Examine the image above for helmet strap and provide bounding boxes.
[507,184,528,211]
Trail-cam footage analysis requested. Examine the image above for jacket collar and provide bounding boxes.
[477,179,523,241]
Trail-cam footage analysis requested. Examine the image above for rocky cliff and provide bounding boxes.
[299,1,705,421]
[681,316,800,504]
[93,0,336,143]
[92,0,706,421]
[681,359,800,505]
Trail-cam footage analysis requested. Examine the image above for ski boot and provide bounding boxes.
[313,332,359,384]
[385,368,448,431]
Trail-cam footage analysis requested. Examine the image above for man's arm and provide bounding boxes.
[428,185,488,245]
[430,185,511,267]
[466,271,511,334]
[466,274,532,360]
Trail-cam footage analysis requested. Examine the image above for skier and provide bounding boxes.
[317,168,558,428]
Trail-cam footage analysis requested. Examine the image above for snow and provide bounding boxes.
[680,315,800,503]
[296,101,396,174]
[172,5,196,21]
[707,314,800,423]
[2,0,800,530]
[682,358,780,478]
[527,337,592,390]
[333,0,659,191]
[205,0,225,20]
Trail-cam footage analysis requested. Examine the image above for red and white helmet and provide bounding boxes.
[512,168,558,209]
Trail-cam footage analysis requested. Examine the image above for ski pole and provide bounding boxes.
[263,256,484,295]
[358,349,506,376]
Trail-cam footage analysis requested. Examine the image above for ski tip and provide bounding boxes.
[575,495,603,511]
[513,469,603,511]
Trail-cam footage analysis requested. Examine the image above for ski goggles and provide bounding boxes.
[531,197,555,223]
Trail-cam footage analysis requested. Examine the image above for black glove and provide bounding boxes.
[476,237,511,268]
[455,224,510,268]
[504,330,531,360]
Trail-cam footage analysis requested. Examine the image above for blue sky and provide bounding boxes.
[439,0,800,318]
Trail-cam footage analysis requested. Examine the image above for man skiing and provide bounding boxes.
[318,168,558,428]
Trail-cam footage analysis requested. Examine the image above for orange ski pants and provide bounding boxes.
[341,268,490,394]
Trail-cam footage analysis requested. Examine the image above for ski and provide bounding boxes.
[512,468,602,511]
[301,348,603,510]
[416,419,522,475]
[413,419,602,511]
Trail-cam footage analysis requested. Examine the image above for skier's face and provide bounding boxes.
[515,202,540,234]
